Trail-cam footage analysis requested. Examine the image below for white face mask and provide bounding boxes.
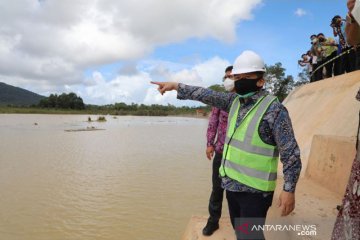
[312,38,318,44]
[223,78,234,91]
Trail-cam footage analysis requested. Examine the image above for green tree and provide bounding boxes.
[114,102,128,110]
[39,98,49,108]
[58,93,70,108]
[73,96,85,109]
[294,68,310,87]
[38,92,85,110]
[265,62,294,102]
[48,94,58,108]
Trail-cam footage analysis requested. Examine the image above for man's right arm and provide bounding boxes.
[177,83,236,113]
[150,81,236,112]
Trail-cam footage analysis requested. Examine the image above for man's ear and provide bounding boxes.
[257,78,265,87]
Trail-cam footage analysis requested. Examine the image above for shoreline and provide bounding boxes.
[0,107,210,118]
[0,111,209,119]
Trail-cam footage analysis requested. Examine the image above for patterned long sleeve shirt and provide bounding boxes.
[177,83,302,193]
[206,107,228,154]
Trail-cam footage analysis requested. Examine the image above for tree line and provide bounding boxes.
[264,62,309,102]
[37,92,210,116]
[86,103,210,116]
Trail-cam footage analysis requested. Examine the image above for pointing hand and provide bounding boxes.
[150,81,179,95]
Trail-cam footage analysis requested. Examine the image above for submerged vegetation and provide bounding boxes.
[97,116,106,122]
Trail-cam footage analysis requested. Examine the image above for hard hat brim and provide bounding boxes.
[232,68,266,75]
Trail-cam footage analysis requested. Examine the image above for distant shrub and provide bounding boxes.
[39,92,85,110]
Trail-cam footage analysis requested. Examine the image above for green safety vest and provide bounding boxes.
[219,95,280,191]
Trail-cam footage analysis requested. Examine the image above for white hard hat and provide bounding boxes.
[232,50,266,75]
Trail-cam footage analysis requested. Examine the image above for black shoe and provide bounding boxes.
[202,221,219,236]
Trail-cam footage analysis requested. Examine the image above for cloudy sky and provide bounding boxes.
[0,0,346,106]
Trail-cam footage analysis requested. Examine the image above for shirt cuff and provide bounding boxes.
[177,83,187,100]
[283,181,296,193]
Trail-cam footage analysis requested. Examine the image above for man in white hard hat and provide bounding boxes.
[151,50,302,240]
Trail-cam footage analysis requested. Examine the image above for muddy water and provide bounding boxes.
[0,115,228,240]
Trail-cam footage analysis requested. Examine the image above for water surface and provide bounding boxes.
[0,115,228,240]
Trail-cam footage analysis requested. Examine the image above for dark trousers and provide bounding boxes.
[337,51,345,75]
[313,61,324,81]
[324,51,338,78]
[333,53,342,76]
[310,63,319,82]
[226,190,274,240]
[310,64,317,83]
[341,47,356,73]
[356,47,360,70]
[309,71,314,83]
[207,151,224,223]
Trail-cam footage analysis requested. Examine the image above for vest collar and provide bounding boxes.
[240,89,268,104]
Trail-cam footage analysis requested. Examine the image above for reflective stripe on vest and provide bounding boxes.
[220,95,279,191]
[223,160,278,181]
[225,96,279,157]
[225,138,279,157]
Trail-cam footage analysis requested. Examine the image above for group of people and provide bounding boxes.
[298,13,360,82]
[151,1,359,239]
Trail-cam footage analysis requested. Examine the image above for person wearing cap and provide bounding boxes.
[331,5,357,73]
[332,15,348,49]
[330,15,350,75]
[202,66,233,236]
[310,34,323,81]
[332,15,348,75]
[151,50,302,240]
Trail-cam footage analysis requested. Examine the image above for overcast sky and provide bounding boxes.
[0,0,346,106]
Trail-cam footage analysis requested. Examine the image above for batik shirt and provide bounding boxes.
[207,107,228,154]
